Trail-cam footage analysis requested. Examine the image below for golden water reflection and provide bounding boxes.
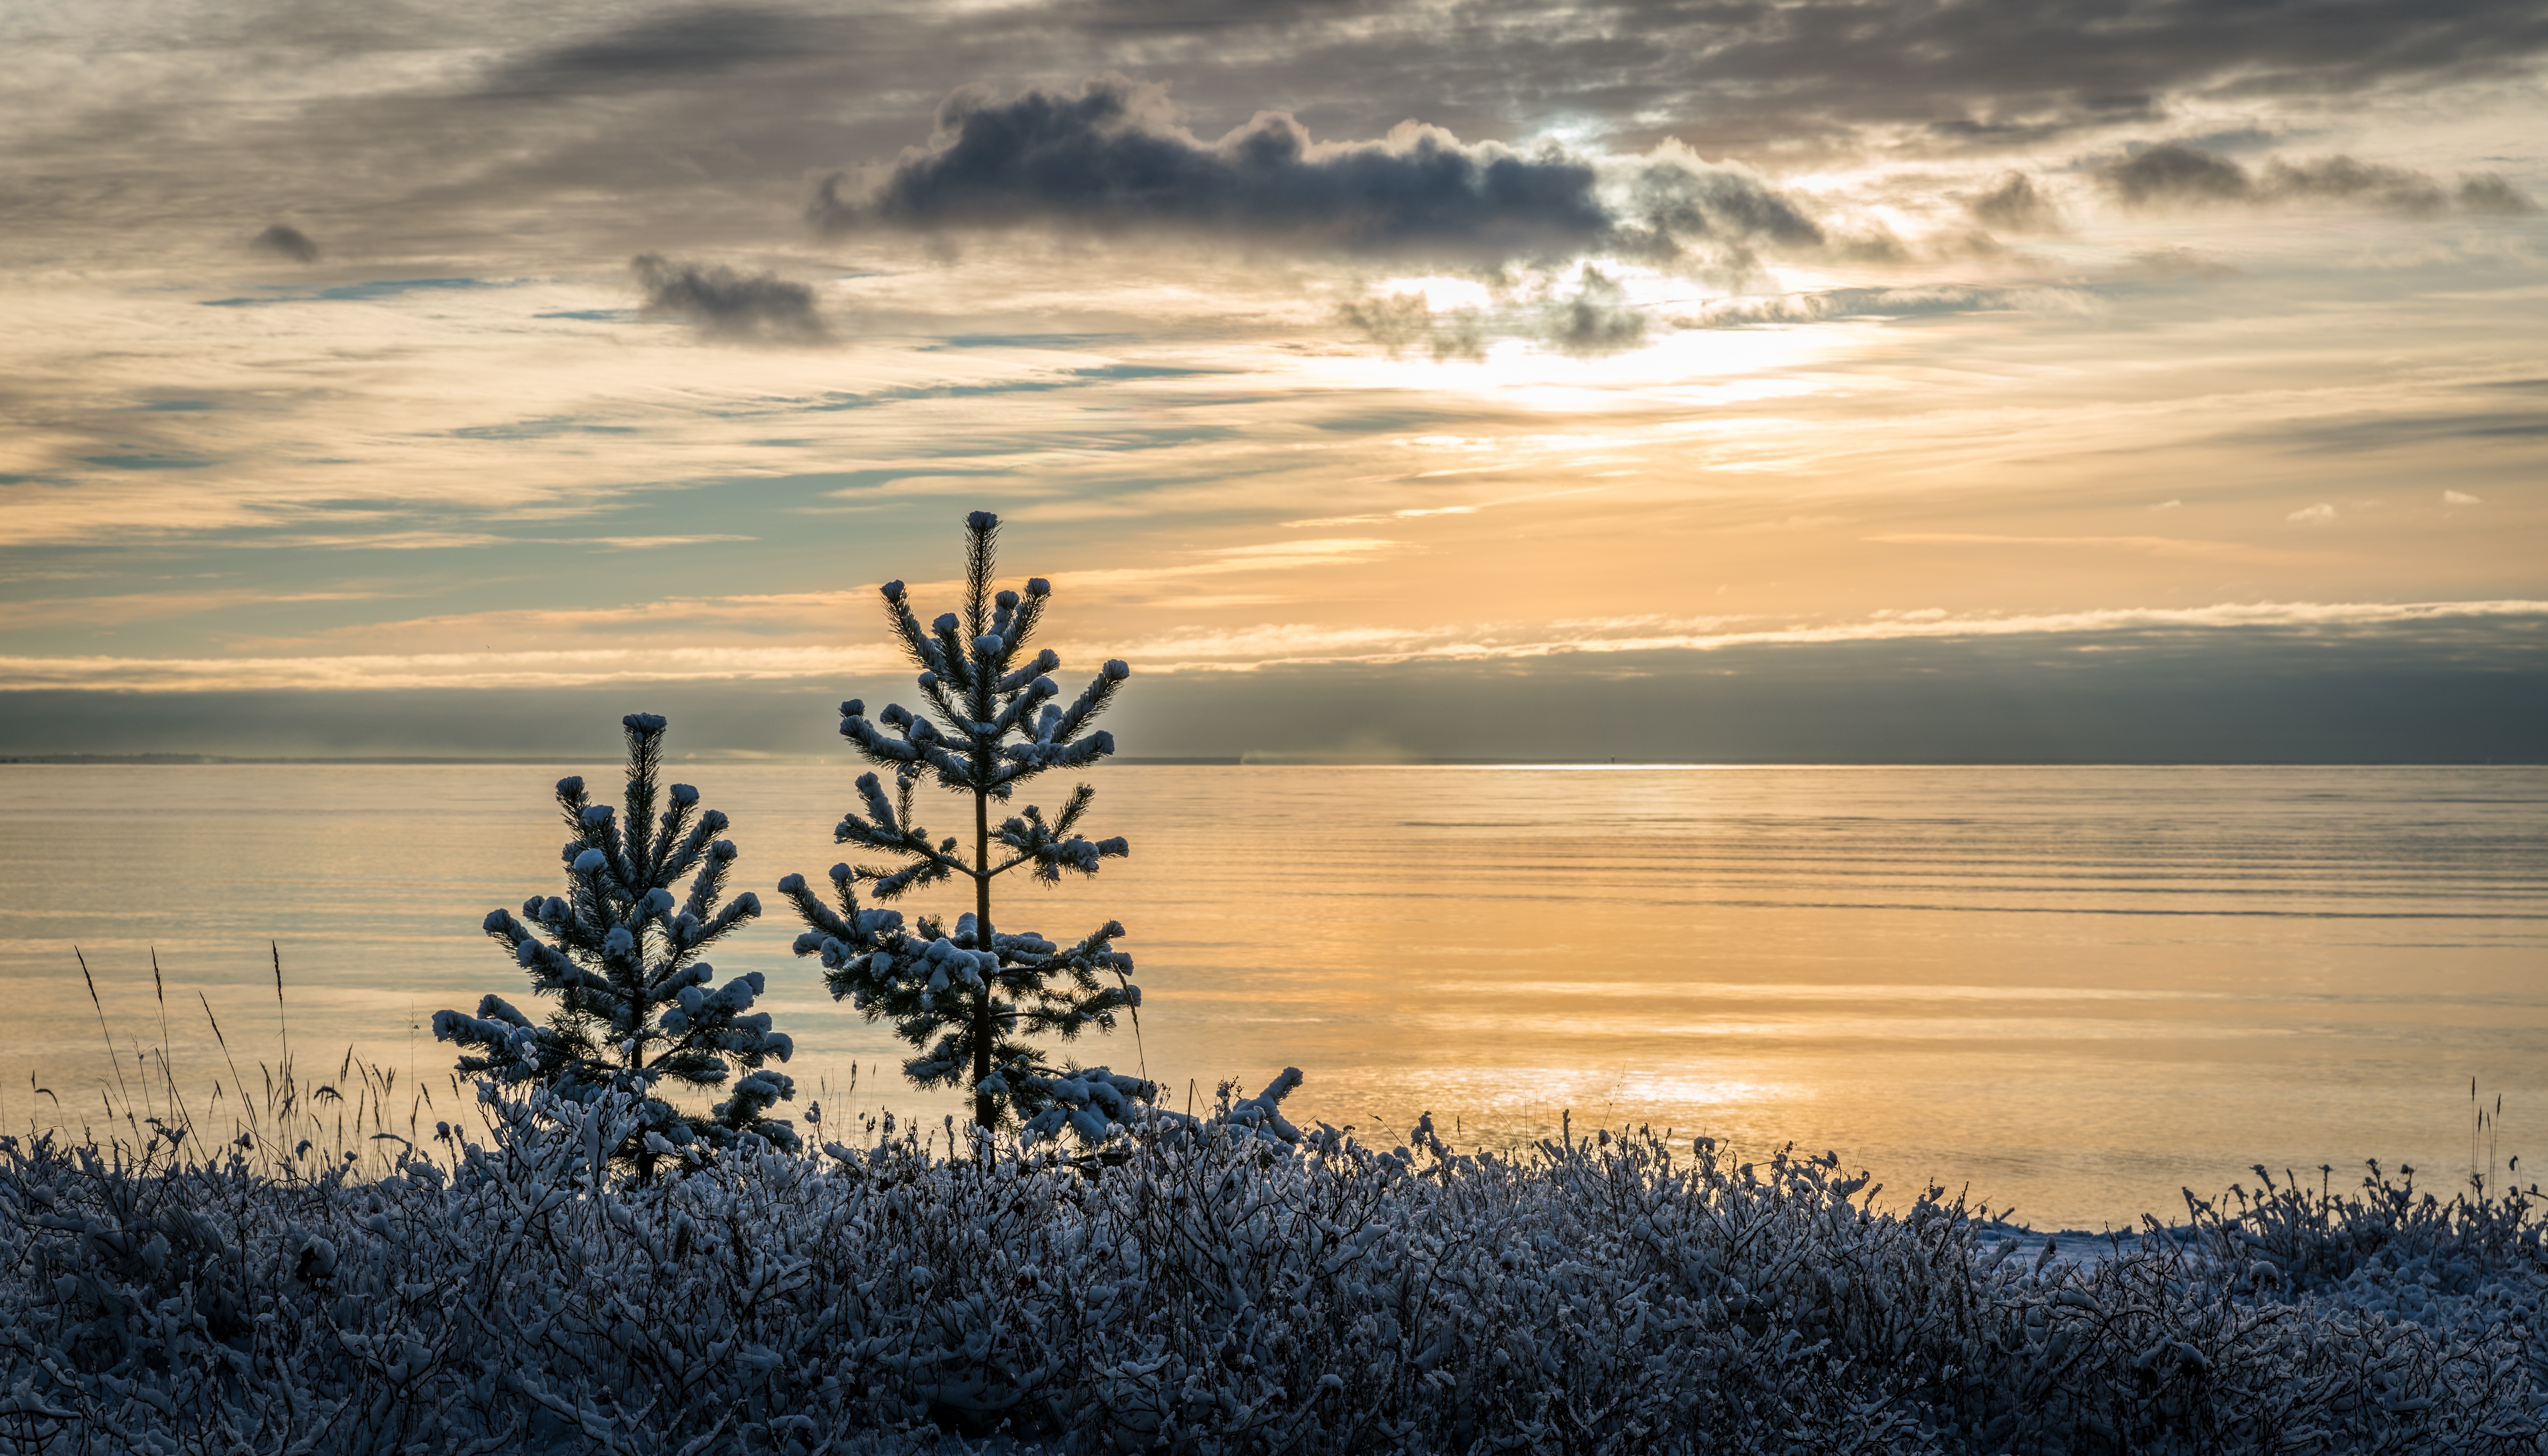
[0,763,2539,1229]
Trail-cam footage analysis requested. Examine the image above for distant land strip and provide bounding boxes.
[0,753,1246,766]
[3,755,2541,767]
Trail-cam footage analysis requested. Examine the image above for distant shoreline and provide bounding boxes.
[0,753,1240,766]
[2,754,2536,767]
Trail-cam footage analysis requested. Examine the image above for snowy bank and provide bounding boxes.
[3,1090,2544,1454]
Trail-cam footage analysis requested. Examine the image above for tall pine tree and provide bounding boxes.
[778,511,1147,1141]
[435,713,796,1176]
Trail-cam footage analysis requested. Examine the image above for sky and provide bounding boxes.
[4,0,2544,762]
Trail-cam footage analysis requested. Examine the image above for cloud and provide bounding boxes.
[2099,143,2265,207]
[1965,173,2065,234]
[0,587,394,631]
[14,599,2541,691]
[1107,599,2548,673]
[1054,537,1404,594]
[10,593,2538,702]
[1606,146,1826,266]
[249,224,319,263]
[0,645,907,693]
[1540,266,1647,356]
[630,254,831,344]
[2097,143,2536,216]
[2287,503,2336,524]
[2120,247,2240,282]
[997,1,2548,168]
[1673,284,2091,329]
[810,75,1614,264]
[1336,265,1655,360]
[485,6,820,93]
[2457,174,2543,216]
[2444,490,2484,505]
[13,0,2548,298]
[2265,156,2451,215]
[809,76,1829,271]
[1868,533,2315,565]
[1338,292,1485,361]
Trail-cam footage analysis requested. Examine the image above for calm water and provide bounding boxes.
[3,763,2541,1229]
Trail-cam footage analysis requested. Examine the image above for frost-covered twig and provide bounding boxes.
[4,1092,2542,1454]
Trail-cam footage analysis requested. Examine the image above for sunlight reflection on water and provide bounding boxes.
[2,763,2540,1229]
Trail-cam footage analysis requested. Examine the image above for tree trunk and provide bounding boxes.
[972,786,995,1132]
[629,986,652,1183]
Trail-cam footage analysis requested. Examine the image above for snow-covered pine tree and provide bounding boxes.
[778,510,1148,1142]
[433,712,796,1177]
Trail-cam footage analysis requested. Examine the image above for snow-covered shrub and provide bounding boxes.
[780,510,1144,1139]
[2182,1158,2547,1293]
[4,1091,2543,1455]
[433,712,792,1176]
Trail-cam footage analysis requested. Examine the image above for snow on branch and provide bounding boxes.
[434,713,793,1173]
[789,511,1145,1138]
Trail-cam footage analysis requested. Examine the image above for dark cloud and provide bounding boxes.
[2458,173,2543,215]
[2265,155,2450,215]
[1606,154,1827,270]
[2099,142,2253,206]
[1017,0,2548,164]
[250,223,320,263]
[1337,292,1485,361]
[2097,142,2537,216]
[20,0,2548,281]
[810,75,1618,264]
[1965,172,2064,234]
[810,75,1847,270]
[1333,265,1654,360]
[1071,1,2548,149]
[887,1,2548,173]
[1541,265,1647,355]
[483,6,826,93]
[631,254,831,344]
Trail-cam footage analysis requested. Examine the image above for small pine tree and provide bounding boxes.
[434,712,796,1176]
[778,510,1148,1141]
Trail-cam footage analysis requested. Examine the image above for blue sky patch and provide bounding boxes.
[83,454,213,471]
[1067,363,1222,380]
[203,278,509,307]
[930,333,1133,350]
[450,418,641,440]
[808,379,1077,412]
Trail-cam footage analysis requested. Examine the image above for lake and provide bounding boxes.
[2,762,2540,1230]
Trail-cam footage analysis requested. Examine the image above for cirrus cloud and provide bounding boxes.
[12,599,2540,690]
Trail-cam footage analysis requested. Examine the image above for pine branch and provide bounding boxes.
[962,509,998,638]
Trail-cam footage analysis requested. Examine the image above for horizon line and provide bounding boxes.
[3,754,2539,768]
